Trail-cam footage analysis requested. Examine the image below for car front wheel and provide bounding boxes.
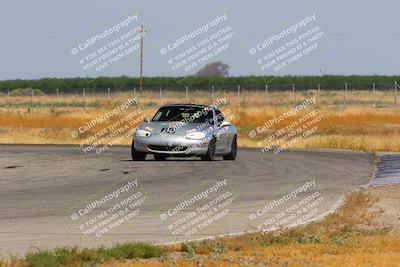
[223,135,237,160]
[131,140,146,161]
[201,138,216,161]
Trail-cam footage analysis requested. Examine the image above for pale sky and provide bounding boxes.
[0,0,398,79]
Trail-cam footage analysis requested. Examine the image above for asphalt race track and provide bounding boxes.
[0,145,376,256]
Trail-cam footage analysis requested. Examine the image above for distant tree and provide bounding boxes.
[196,61,229,78]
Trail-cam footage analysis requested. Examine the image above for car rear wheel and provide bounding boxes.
[131,140,146,161]
[154,154,167,161]
[223,135,237,160]
[201,138,216,161]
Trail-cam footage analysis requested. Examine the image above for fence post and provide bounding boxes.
[265,84,268,104]
[56,88,59,98]
[107,88,110,99]
[133,87,137,102]
[211,85,214,97]
[372,83,375,107]
[83,88,86,111]
[344,82,347,108]
[395,81,398,106]
[237,84,240,98]
[186,86,189,99]
[31,88,34,114]
[292,84,295,107]
[6,89,10,110]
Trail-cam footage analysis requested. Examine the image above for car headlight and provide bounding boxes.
[185,131,206,140]
[135,129,151,137]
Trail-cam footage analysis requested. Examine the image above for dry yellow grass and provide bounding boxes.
[1,91,400,152]
[97,189,400,267]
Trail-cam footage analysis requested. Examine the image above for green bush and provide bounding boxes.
[181,243,196,260]
[260,235,292,246]
[10,88,44,96]
[299,235,322,244]
[211,243,226,257]
[24,243,163,267]
[99,243,163,260]
[331,236,347,246]
[26,251,59,267]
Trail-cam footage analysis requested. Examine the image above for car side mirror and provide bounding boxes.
[143,117,150,123]
[219,121,230,127]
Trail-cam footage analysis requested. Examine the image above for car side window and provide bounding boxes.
[215,109,224,127]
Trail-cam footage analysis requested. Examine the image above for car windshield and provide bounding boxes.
[152,106,214,123]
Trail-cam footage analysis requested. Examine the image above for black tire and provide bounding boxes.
[201,138,216,161]
[223,135,237,160]
[154,154,167,161]
[131,139,146,161]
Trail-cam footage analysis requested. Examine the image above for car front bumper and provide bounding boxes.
[134,134,209,156]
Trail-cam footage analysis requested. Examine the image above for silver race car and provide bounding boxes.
[131,104,237,161]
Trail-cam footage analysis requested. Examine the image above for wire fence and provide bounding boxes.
[1,82,400,111]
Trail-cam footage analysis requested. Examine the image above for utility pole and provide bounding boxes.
[139,25,144,94]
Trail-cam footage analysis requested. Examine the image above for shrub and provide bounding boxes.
[24,243,163,267]
[299,235,322,244]
[10,88,44,96]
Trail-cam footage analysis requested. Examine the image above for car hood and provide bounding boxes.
[139,121,212,135]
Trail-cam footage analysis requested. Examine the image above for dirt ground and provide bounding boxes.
[370,184,400,231]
